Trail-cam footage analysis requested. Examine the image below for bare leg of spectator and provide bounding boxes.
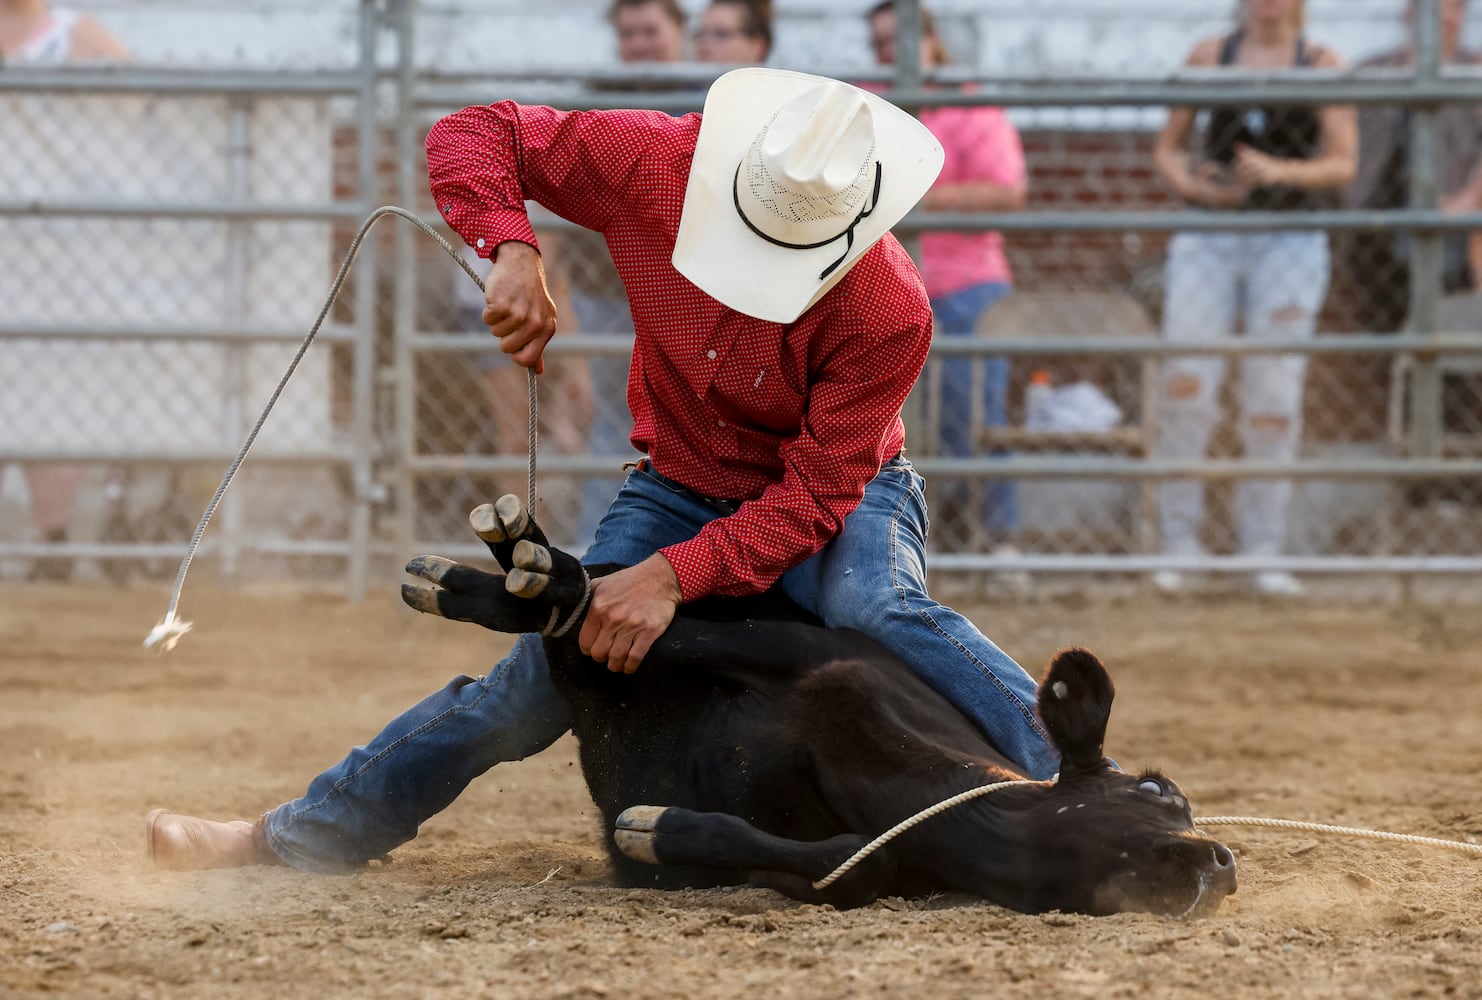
[24,462,83,580]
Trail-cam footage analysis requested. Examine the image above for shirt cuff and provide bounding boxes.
[443,206,539,259]
[660,536,726,603]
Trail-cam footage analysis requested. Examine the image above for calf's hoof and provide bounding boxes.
[506,539,553,597]
[614,805,669,865]
[469,494,530,544]
[404,554,457,585]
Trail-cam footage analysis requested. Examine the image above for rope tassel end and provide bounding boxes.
[144,614,193,653]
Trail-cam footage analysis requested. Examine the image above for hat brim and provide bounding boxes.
[673,68,944,325]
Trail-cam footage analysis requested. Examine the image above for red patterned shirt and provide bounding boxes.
[426,102,933,601]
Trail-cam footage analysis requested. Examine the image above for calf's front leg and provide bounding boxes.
[614,806,893,908]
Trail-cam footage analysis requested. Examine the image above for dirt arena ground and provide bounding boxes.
[3,580,1481,999]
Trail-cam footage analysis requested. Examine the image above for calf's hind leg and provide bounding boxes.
[401,503,589,636]
[464,494,577,600]
[468,495,547,575]
[614,806,893,908]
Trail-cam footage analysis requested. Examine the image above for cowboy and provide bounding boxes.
[147,68,1060,872]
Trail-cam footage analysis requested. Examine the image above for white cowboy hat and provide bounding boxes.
[673,67,944,324]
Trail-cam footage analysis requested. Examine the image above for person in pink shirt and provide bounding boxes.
[868,1,1028,553]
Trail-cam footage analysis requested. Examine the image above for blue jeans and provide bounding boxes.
[262,457,1057,872]
[930,282,1017,541]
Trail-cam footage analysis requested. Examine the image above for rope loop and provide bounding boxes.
[544,568,593,639]
[812,779,1042,889]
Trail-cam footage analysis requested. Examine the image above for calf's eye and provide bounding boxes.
[1137,779,1164,796]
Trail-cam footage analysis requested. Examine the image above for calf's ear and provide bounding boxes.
[1036,648,1114,774]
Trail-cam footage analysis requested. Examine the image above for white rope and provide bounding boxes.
[812,779,1041,889]
[144,206,539,651]
[810,783,1482,892]
[545,568,593,639]
[1194,815,1482,857]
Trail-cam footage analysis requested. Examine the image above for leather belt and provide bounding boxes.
[632,459,746,516]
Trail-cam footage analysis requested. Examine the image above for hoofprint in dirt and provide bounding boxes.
[2,582,1480,999]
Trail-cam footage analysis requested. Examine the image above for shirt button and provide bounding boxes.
[706,349,717,360]
[476,238,486,249]
[717,420,726,427]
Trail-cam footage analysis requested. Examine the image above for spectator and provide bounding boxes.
[866,0,1028,558]
[694,0,771,65]
[145,69,1067,873]
[1150,0,1357,596]
[609,0,686,64]
[0,0,128,61]
[1342,0,1482,333]
[0,1,128,579]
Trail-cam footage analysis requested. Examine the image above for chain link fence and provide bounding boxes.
[0,2,376,589]
[4,0,1481,595]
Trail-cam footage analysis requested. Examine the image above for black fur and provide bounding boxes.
[401,497,1236,915]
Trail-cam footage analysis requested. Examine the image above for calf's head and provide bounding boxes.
[1003,648,1236,917]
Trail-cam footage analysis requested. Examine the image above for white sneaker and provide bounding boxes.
[1253,570,1303,596]
[1152,569,1187,593]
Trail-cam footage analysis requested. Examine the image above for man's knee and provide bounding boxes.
[815,576,901,632]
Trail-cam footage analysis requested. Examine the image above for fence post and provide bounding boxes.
[1406,0,1444,461]
[892,0,930,458]
[349,0,383,601]
[221,98,252,584]
[392,0,420,573]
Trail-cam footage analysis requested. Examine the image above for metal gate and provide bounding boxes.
[4,0,1480,597]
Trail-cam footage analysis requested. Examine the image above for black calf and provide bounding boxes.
[401,496,1236,916]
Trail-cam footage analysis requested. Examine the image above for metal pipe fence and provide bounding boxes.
[0,0,385,591]
[4,0,1480,593]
